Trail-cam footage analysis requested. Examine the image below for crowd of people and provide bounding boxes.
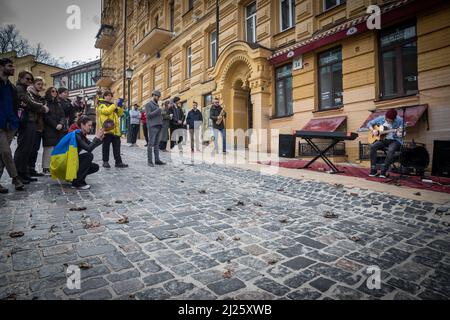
[0,57,228,192]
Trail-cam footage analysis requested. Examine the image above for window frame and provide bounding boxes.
[186,46,192,79]
[323,0,346,12]
[274,63,293,118]
[279,0,295,33]
[378,21,418,100]
[167,57,173,87]
[245,2,257,43]
[210,30,217,67]
[318,46,343,111]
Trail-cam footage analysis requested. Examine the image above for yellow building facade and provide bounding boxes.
[97,0,450,169]
[0,51,63,90]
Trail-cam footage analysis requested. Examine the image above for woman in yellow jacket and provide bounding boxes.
[98,90,129,168]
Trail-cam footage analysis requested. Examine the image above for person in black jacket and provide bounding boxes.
[71,115,104,190]
[13,71,49,183]
[42,87,67,175]
[58,87,76,127]
[210,97,227,153]
[186,101,203,152]
[0,58,25,193]
[169,96,185,151]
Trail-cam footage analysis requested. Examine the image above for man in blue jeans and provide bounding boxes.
[209,98,227,153]
[367,108,404,178]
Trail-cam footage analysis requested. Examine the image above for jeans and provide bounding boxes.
[370,139,401,172]
[148,125,162,163]
[14,121,37,176]
[142,123,148,144]
[28,131,42,171]
[189,128,201,151]
[102,134,123,164]
[72,152,99,186]
[213,128,226,152]
[130,124,140,144]
[0,128,18,179]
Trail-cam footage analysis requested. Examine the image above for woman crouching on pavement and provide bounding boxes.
[71,115,105,190]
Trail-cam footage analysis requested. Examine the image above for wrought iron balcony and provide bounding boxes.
[95,68,115,88]
[95,25,116,50]
[134,27,173,55]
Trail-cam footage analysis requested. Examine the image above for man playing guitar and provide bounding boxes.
[367,108,404,178]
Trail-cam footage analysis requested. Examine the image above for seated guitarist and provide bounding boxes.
[367,108,403,178]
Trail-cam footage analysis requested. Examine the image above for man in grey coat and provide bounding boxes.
[145,90,166,167]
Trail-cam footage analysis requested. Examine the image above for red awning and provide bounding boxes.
[358,104,428,132]
[302,116,347,132]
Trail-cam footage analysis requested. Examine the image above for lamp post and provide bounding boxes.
[125,67,133,143]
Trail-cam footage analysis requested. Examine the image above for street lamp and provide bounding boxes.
[125,67,133,143]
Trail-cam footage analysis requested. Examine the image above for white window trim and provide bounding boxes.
[279,0,295,32]
[245,2,257,43]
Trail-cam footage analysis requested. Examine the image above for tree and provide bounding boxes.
[0,24,69,68]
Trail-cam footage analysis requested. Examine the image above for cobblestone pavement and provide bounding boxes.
[1,144,450,300]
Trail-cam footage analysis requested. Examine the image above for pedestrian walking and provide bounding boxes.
[186,101,203,152]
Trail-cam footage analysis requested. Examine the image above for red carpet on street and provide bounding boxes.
[260,159,450,194]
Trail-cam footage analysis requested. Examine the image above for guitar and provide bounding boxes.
[368,124,404,144]
[216,106,225,126]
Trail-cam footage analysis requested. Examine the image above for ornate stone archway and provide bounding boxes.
[211,41,273,150]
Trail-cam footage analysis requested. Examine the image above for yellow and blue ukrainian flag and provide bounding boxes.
[50,130,80,181]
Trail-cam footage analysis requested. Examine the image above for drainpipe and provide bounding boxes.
[216,0,219,61]
[123,0,127,97]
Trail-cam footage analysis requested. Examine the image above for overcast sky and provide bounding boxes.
[1,0,101,64]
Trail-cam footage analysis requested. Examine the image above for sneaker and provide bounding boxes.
[155,161,166,165]
[0,184,8,194]
[369,169,378,177]
[115,163,129,168]
[12,178,25,191]
[379,172,389,179]
[103,162,111,168]
[78,184,91,190]
[30,169,44,177]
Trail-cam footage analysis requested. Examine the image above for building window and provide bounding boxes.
[168,58,173,87]
[210,30,217,67]
[318,47,343,110]
[275,64,293,117]
[324,0,346,11]
[379,22,418,99]
[186,46,192,79]
[245,2,257,43]
[204,92,212,108]
[280,0,295,32]
[188,0,194,11]
[139,74,144,102]
[169,1,175,31]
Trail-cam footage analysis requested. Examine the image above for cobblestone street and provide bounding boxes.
[1,144,449,300]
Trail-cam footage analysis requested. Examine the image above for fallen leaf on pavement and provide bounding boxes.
[83,221,100,229]
[349,235,361,242]
[267,259,278,265]
[233,236,241,241]
[115,200,123,204]
[237,201,245,206]
[116,216,129,224]
[216,235,224,241]
[254,202,263,207]
[6,293,17,300]
[9,231,24,238]
[323,211,338,219]
[78,262,93,270]
[70,207,87,211]
[49,225,58,232]
[199,189,207,194]
[223,270,233,278]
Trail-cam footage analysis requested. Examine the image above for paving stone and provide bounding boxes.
[137,260,162,274]
[143,271,174,286]
[184,288,217,300]
[136,287,171,300]
[80,289,113,300]
[106,269,141,283]
[63,277,108,296]
[254,277,290,296]
[211,248,248,263]
[112,278,144,296]
[77,244,116,257]
[12,250,42,271]
[104,252,133,271]
[163,280,195,296]
[191,269,224,285]
[309,277,337,292]
[207,278,246,295]
[387,277,421,295]
[283,269,318,289]
[294,236,327,249]
[287,288,322,300]
[282,256,316,270]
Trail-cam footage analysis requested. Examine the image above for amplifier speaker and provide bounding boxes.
[279,134,296,158]
[432,140,450,178]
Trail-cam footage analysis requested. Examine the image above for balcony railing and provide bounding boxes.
[134,27,173,56]
[299,142,346,157]
[95,68,115,88]
[95,25,116,50]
